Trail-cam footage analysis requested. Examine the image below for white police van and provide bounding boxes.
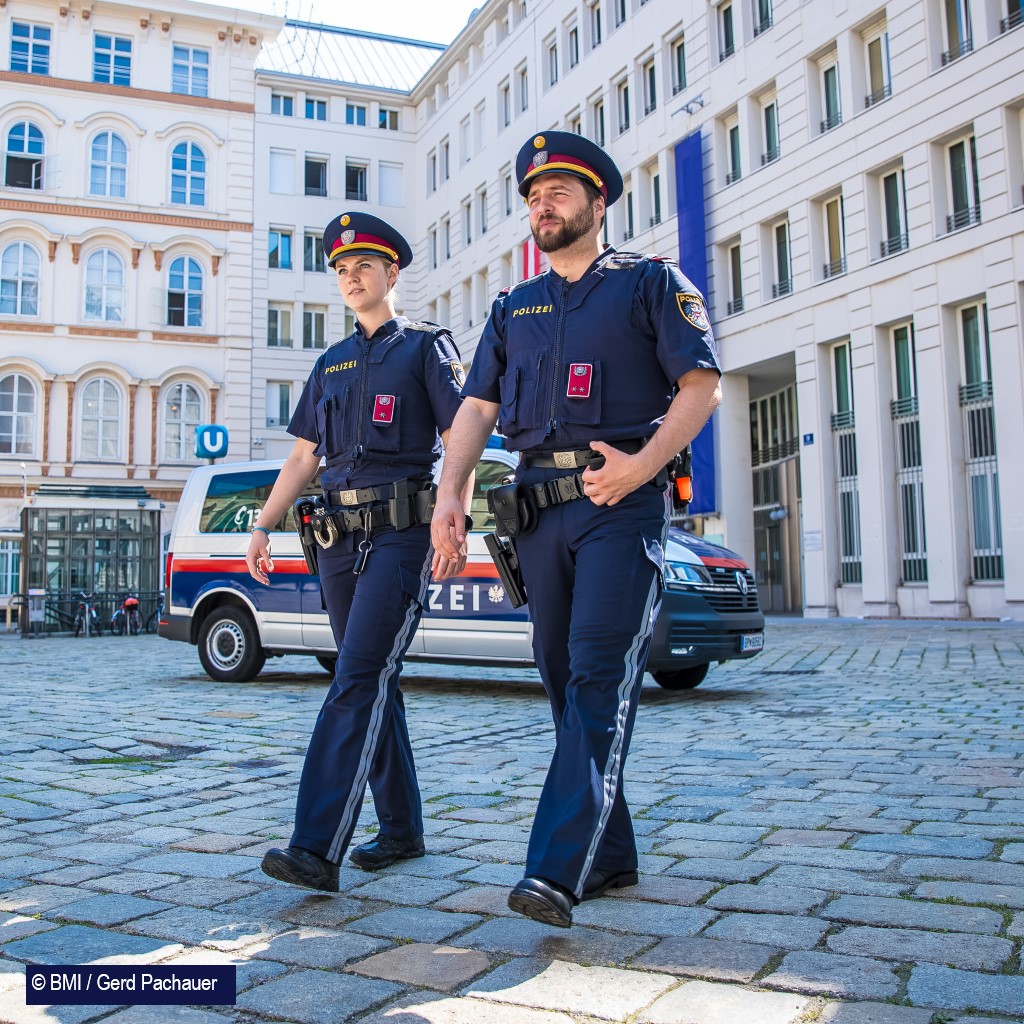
[159,446,764,689]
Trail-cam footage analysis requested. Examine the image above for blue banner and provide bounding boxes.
[674,130,717,515]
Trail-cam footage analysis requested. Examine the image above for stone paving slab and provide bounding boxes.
[631,936,779,982]
[120,904,288,951]
[906,964,1024,1015]
[349,942,492,992]
[348,907,482,943]
[704,911,830,949]
[821,894,1005,934]
[818,1002,935,1023]
[236,968,403,1023]
[826,924,1014,970]
[637,979,811,1024]
[2,924,181,965]
[359,990,579,1024]
[762,951,901,1001]
[460,917,650,965]
[464,957,677,1020]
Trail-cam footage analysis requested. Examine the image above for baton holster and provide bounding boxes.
[292,497,321,575]
[483,532,528,608]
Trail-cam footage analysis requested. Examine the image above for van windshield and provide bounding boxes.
[200,469,292,533]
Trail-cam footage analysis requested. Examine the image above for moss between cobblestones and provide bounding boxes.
[891,961,914,1005]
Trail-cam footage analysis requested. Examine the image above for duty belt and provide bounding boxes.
[519,437,648,469]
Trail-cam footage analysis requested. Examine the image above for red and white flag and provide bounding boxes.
[522,238,549,280]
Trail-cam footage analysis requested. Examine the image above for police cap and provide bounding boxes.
[321,212,413,270]
[515,129,623,205]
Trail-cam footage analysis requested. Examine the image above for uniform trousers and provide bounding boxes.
[515,469,669,899]
[291,523,432,864]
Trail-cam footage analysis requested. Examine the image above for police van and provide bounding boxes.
[159,447,764,690]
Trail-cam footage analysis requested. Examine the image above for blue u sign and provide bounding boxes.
[195,424,229,460]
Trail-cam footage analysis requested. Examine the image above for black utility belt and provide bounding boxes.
[519,437,648,470]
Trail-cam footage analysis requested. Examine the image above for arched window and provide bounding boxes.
[167,255,203,327]
[170,141,206,206]
[84,248,125,322]
[80,378,122,461]
[0,242,40,316]
[4,121,45,189]
[89,132,127,198]
[0,372,36,456]
[163,381,202,461]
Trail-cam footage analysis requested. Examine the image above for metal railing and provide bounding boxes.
[719,44,735,61]
[727,297,744,315]
[881,233,909,258]
[649,214,661,227]
[753,15,773,36]
[865,83,892,108]
[761,146,780,166]
[959,380,1002,580]
[1002,9,1023,31]
[823,257,847,280]
[891,396,928,582]
[941,36,973,64]
[726,168,742,184]
[820,111,843,134]
[644,102,657,116]
[831,412,862,584]
[772,278,792,298]
[18,590,165,636]
[946,206,981,233]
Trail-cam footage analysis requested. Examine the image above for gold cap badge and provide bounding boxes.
[533,135,545,149]
[340,215,351,226]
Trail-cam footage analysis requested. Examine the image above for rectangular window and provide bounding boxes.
[959,303,1001,579]
[772,221,791,297]
[267,304,293,347]
[463,200,472,245]
[10,22,51,76]
[726,122,741,183]
[479,189,489,234]
[643,61,656,116]
[947,135,981,231]
[518,66,529,111]
[890,323,927,582]
[720,3,735,60]
[570,113,582,135]
[269,150,293,194]
[305,97,327,121]
[429,228,438,269]
[93,34,132,87]
[614,0,626,28]
[304,157,327,197]
[569,26,580,67]
[427,151,437,193]
[442,218,451,260]
[172,45,209,97]
[728,243,743,313]
[504,172,514,215]
[379,108,399,130]
[651,173,662,226]
[548,43,558,85]
[1002,0,1024,32]
[271,93,294,116]
[881,168,908,256]
[268,229,292,270]
[303,308,326,349]
[590,2,603,48]
[941,0,974,63]
[865,31,891,106]
[501,82,512,127]
[821,62,842,132]
[593,99,606,146]
[304,233,326,272]
[345,162,367,201]
[624,189,634,240]
[345,104,367,126]
[379,162,401,206]
[617,79,630,133]
[671,35,686,95]
[762,100,780,164]
[266,382,291,428]
[460,117,471,163]
[754,0,773,36]
[823,196,846,278]
[0,540,20,597]
[831,340,862,583]
[441,140,450,180]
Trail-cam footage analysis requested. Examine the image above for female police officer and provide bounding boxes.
[246,212,471,892]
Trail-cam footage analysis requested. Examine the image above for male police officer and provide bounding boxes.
[432,131,721,927]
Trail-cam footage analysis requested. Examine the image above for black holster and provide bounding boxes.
[292,497,322,575]
[483,532,528,608]
[487,481,538,538]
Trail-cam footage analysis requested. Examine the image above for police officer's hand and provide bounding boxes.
[245,531,274,585]
[581,441,648,506]
[431,547,467,582]
[431,496,469,564]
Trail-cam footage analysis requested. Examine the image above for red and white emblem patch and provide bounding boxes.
[566,363,593,399]
[373,395,395,423]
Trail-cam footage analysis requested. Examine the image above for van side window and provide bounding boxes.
[471,458,514,532]
[199,469,319,533]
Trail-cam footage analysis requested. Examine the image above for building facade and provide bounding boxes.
[2,0,1022,621]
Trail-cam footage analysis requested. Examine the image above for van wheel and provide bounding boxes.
[316,655,337,676]
[198,607,266,682]
[652,664,709,690]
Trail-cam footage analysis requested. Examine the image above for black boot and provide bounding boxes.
[261,846,339,892]
[349,834,426,871]
[508,876,575,928]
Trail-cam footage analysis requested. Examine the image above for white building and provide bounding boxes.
[0,0,279,603]
[2,0,1022,621]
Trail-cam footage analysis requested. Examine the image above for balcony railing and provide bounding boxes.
[941,36,973,64]
[719,43,735,61]
[644,102,657,116]
[820,111,842,134]
[725,168,742,185]
[1001,8,1023,32]
[823,257,847,280]
[672,80,686,96]
[727,297,744,315]
[618,121,630,134]
[880,233,909,258]
[945,205,981,233]
[865,82,892,108]
[622,229,634,241]
[649,214,661,227]
[753,15,773,36]
[771,278,792,298]
[761,146,780,166]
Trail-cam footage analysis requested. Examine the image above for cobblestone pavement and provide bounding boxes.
[2,619,1024,1024]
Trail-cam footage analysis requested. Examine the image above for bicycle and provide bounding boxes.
[111,593,143,636]
[145,592,165,634]
[73,593,102,638]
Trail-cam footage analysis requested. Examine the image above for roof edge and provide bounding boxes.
[284,19,447,51]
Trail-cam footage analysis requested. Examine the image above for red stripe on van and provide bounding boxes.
[699,556,748,570]
[173,557,310,575]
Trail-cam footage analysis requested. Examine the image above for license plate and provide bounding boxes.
[740,633,764,652]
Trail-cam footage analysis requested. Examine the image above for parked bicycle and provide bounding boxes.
[73,593,102,638]
[111,593,143,636]
[145,591,165,634]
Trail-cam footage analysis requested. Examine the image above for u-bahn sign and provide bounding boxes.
[195,424,229,460]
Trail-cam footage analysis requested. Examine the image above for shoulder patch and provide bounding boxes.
[449,360,467,388]
[405,319,440,332]
[604,250,644,270]
[509,271,547,292]
[676,292,711,332]
[646,253,678,265]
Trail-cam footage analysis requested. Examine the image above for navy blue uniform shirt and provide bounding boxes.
[463,248,721,452]
[289,315,465,490]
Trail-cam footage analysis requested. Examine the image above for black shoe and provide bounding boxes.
[261,846,339,893]
[348,834,426,871]
[581,867,639,901]
[508,876,574,928]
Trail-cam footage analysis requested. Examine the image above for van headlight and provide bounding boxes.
[664,562,706,587]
